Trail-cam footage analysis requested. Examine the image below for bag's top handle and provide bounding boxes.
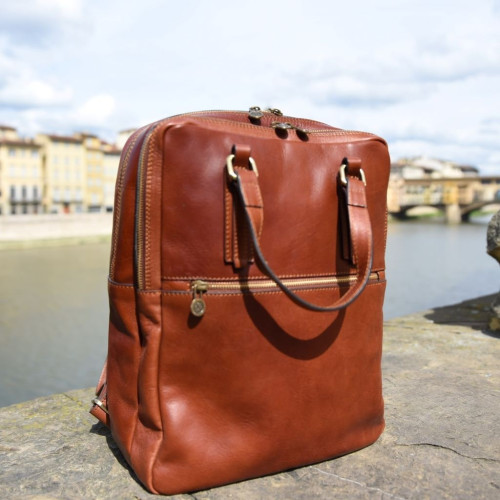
[228,148,373,313]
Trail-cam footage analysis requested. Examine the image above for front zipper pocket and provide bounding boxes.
[189,273,383,317]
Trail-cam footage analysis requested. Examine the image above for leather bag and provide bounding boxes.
[90,107,391,495]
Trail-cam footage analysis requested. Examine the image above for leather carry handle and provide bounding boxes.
[229,154,374,313]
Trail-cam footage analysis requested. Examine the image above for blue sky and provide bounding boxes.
[0,0,499,173]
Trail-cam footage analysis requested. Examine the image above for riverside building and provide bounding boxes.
[36,133,87,214]
[0,126,43,215]
[0,126,128,215]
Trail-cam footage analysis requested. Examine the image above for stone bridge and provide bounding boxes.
[387,176,500,223]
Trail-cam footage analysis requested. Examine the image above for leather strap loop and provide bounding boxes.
[231,158,373,313]
[89,358,110,426]
[225,145,263,268]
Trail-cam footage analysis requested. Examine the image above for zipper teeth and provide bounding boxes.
[305,129,373,135]
[166,110,372,135]
[136,125,158,289]
[109,129,144,278]
[201,273,379,292]
[186,115,371,136]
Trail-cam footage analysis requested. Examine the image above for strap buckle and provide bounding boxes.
[226,154,259,182]
[91,397,109,415]
[339,163,366,186]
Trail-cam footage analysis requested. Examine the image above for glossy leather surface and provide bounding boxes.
[92,110,390,494]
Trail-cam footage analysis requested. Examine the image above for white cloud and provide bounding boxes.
[0,0,499,173]
[73,94,116,126]
[0,0,84,45]
[0,77,73,108]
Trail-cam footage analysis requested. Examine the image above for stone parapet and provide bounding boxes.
[0,213,112,249]
[0,295,499,499]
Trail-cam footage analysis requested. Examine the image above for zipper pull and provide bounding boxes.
[271,121,309,140]
[248,106,264,120]
[190,280,208,317]
[248,106,283,123]
[271,121,294,131]
[266,108,283,116]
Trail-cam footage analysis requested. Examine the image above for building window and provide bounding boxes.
[9,164,16,177]
[31,150,38,158]
[54,188,60,202]
[10,185,16,200]
[21,185,27,200]
[8,148,15,157]
[33,186,38,200]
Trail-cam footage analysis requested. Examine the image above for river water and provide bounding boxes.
[0,217,498,407]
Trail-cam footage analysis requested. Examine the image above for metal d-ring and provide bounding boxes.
[339,163,366,186]
[226,154,259,182]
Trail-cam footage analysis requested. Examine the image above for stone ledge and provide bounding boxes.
[0,295,499,499]
[0,213,112,250]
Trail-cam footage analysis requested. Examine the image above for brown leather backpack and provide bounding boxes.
[91,108,390,495]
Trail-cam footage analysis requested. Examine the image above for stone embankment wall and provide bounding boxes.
[0,213,113,248]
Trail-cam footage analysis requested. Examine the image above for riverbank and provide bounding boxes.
[0,213,112,249]
[1,208,498,251]
[0,295,498,499]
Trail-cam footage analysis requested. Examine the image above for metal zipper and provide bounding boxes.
[109,128,146,279]
[190,273,380,317]
[170,108,369,136]
[248,106,283,120]
[135,125,159,289]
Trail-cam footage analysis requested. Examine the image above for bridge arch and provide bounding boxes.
[388,177,500,223]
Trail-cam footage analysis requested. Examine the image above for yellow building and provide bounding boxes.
[0,127,125,215]
[102,145,121,212]
[79,134,104,212]
[0,126,43,215]
[36,133,87,214]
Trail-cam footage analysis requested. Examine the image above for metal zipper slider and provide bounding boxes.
[271,121,294,131]
[266,108,283,116]
[248,107,283,122]
[190,280,208,317]
[248,106,264,120]
[271,121,309,139]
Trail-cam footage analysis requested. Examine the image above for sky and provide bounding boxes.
[0,0,499,173]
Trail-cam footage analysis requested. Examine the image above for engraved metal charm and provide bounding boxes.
[190,280,209,317]
[190,298,206,317]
